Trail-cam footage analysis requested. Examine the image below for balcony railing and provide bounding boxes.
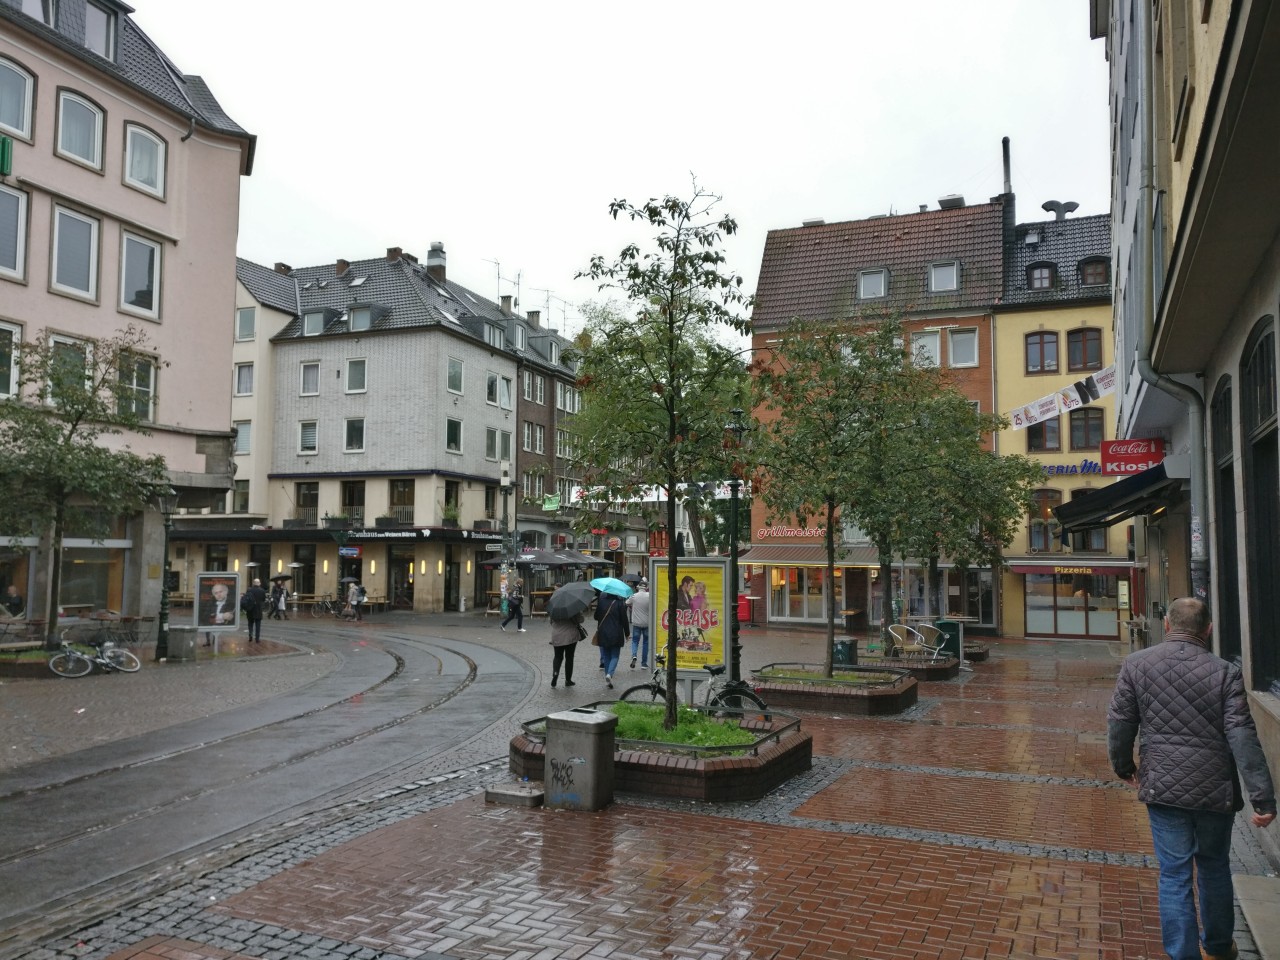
[348,507,365,527]
[294,506,318,526]
[390,505,415,524]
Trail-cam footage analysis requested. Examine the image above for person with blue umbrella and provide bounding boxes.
[590,577,632,689]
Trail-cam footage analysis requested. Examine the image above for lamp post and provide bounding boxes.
[153,487,178,660]
[726,409,747,683]
[499,459,513,610]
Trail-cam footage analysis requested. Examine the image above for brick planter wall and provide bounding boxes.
[753,676,918,715]
[510,726,813,802]
[856,658,960,681]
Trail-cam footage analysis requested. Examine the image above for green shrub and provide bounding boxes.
[610,701,755,748]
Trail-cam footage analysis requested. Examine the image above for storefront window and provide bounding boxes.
[60,546,125,612]
[1025,572,1121,638]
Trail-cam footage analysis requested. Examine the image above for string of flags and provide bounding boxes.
[1008,364,1117,431]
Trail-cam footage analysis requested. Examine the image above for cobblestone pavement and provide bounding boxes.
[5,618,1278,960]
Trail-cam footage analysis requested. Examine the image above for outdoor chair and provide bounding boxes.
[912,623,948,660]
[887,623,926,658]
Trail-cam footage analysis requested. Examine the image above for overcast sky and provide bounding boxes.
[135,1,1111,338]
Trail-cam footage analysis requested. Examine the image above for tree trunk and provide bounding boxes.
[928,553,942,618]
[824,497,837,676]
[687,498,707,556]
[44,504,66,646]
[877,547,894,643]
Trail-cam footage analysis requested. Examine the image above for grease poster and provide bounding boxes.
[648,558,729,672]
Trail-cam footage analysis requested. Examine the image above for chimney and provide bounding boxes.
[526,310,541,329]
[335,258,350,277]
[273,262,292,275]
[386,246,403,262]
[918,204,928,213]
[1002,136,1013,195]
[500,294,513,314]
[426,241,446,284]
[1041,200,1080,221]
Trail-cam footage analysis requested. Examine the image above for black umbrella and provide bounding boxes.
[546,581,597,620]
[339,576,360,584]
[621,573,642,585]
[270,574,293,582]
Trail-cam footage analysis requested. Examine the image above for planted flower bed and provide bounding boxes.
[751,662,918,715]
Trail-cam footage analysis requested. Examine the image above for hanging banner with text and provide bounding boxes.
[1008,364,1117,430]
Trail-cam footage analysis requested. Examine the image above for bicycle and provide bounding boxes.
[619,653,771,720]
[309,595,339,618]
[48,635,142,677]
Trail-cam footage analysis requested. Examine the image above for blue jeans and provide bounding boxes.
[602,645,622,676]
[630,626,649,665]
[1146,803,1236,960]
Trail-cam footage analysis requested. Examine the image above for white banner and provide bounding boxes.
[1008,364,1117,431]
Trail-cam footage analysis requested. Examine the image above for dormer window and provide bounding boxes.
[84,2,116,60]
[858,268,887,299]
[928,261,959,293]
[1080,258,1110,287]
[349,307,372,332]
[20,0,54,26]
[514,326,526,351]
[549,341,560,365]
[485,323,504,349]
[1028,262,1055,290]
[302,311,325,336]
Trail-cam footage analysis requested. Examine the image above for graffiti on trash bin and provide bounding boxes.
[549,756,583,792]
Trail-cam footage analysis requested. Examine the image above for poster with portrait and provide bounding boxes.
[195,572,240,631]
[647,557,729,676]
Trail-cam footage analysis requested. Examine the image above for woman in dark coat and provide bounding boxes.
[549,611,583,688]
[594,591,629,689]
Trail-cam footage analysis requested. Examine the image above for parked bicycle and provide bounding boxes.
[48,635,142,678]
[619,653,771,720]
[309,595,339,618]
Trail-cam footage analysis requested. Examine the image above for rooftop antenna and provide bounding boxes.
[482,259,522,308]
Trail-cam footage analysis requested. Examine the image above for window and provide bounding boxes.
[1026,418,1061,453]
[236,307,256,340]
[299,420,318,454]
[486,427,500,460]
[0,322,17,397]
[1070,492,1107,552]
[47,335,87,404]
[948,328,977,367]
[514,326,526,350]
[0,184,27,280]
[234,362,253,396]
[549,342,560,365]
[536,374,545,404]
[445,417,462,453]
[1028,263,1055,290]
[120,232,160,317]
[124,124,165,196]
[57,91,103,168]
[349,306,371,331]
[52,206,98,298]
[117,353,154,421]
[447,357,463,393]
[300,361,319,395]
[0,58,34,140]
[1080,259,1110,286]
[1069,408,1104,450]
[20,1,54,26]
[83,1,115,59]
[929,261,959,292]
[344,418,364,452]
[233,420,251,455]
[487,372,499,405]
[1029,489,1063,552]
[523,371,533,400]
[536,424,545,453]
[858,269,886,299]
[557,428,571,458]
[231,480,249,514]
[501,429,512,460]
[499,376,513,409]
[485,323,504,349]
[346,358,366,393]
[485,373,513,408]
[1067,328,1103,371]
[523,421,532,451]
[912,330,939,367]
[302,311,325,336]
[1025,332,1059,374]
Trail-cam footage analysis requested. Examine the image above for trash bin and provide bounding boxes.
[737,594,751,624]
[935,620,961,659]
[544,707,618,811]
[833,639,853,666]
[168,625,198,661]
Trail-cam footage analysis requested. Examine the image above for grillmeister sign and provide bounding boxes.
[1100,438,1165,475]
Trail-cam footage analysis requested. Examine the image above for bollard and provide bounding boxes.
[544,707,618,811]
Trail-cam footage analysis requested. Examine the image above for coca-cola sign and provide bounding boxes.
[1101,438,1165,475]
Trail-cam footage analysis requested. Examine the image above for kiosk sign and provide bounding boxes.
[1101,438,1165,475]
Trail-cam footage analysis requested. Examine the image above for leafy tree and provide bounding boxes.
[0,326,169,640]
[574,185,752,728]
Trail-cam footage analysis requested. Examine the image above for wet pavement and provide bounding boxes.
[2,615,1277,960]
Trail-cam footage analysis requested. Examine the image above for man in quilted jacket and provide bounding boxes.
[1108,597,1275,960]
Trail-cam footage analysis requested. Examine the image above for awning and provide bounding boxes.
[1053,462,1185,533]
[1007,563,1133,575]
[739,544,881,567]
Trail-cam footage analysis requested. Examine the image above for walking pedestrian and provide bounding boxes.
[594,589,628,689]
[269,582,287,620]
[244,578,268,643]
[627,579,651,669]
[347,581,364,621]
[548,610,583,688]
[1107,597,1275,960]
[500,578,525,632]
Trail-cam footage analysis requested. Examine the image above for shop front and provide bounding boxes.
[1006,562,1133,640]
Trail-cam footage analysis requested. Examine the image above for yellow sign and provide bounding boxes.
[650,560,728,671]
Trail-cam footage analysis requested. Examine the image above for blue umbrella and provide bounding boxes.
[590,576,633,598]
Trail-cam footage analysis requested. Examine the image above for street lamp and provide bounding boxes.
[726,409,747,682]
[499,459,513,610]
[153,486,178,660]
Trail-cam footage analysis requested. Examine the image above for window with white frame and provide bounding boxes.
[556,429,571,458]
[501,429,512,460]
[47,335,88,404]
[120,232,161,317]
[0,184,27,281]
[349,306,371,332]
[20,1,54,26]
[299,420,318,454]
[300,361,319,396]
[233,420,251,455]
[0,58,34,140]
[447,357,463,393]
[523,421,532,451]
[499,375,513,409]
[344,418,364,452]
[858,268,887,299]
[549,342,560,365]
[523,371,533,400]
[911,330,939,367]
[236,307,256,340]
[486,372,499,405]
[234,362,253,396]
[57,91,103,168]
[231,480,249,514]
[52,206,98,298]
[302,311,325,336]
[535,424,545,453]
[346,358,366,393]
[536,374,545,404]
[485,428,499,460]
[521,471,544,498]
[83,1,116,59]
[948,328,978,367]
[514,326,526,350]
[124,124,165,197]
[117,353,155,421]
[0,321,19,397]
[929,261,959,293]
[485,323,504,348]
[445,418,462,453]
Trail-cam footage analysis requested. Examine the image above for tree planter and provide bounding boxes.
[751,663,919,715]
[441,518,459,528]
[854,656,960,682]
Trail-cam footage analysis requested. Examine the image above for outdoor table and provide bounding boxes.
[529,590,553,617]
[744,596,763,627]
[485,591,503,615]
